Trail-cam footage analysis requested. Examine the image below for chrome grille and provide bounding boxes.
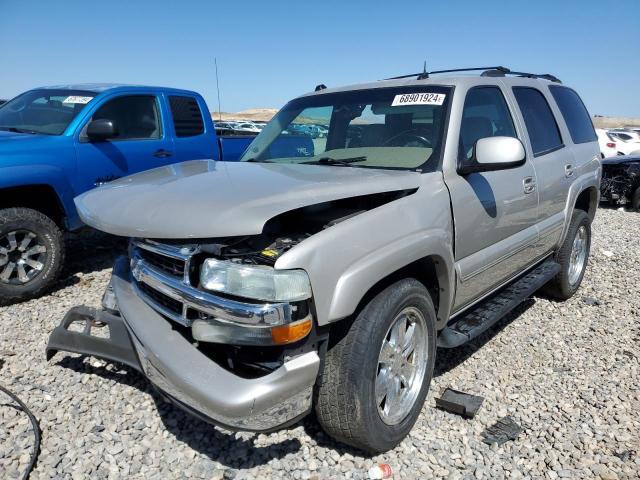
[129,239,293,328]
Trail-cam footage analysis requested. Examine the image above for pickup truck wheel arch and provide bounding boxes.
[0,184,67,228]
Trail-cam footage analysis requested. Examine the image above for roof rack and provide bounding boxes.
[385,66,562,83]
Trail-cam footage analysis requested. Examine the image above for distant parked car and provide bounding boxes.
[236,122,261,133]
[600,155,640,209]
[606,130,640,155]
[596,129,618,158]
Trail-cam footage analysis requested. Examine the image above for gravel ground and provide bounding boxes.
[0,208,638,480]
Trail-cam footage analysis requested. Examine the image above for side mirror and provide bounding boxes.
[86,119,117,141]
[459,136,526,175]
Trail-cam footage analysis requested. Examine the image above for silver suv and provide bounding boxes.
[48,67,601,453]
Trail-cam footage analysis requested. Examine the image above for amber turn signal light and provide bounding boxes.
[270,318,312,345]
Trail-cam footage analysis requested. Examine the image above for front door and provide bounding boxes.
[74,94,174,192]
[444,85,540,311]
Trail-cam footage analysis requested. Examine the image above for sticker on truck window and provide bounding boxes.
[391,93,446,106]
[62,96,93,104]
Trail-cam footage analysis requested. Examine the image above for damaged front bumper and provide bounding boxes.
[46,257,320,431]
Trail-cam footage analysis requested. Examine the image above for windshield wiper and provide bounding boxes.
[0,126,40,134]
[306,156,367,166]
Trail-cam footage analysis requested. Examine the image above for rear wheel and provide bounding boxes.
[630,186,640,211]
[315,279,436,453]
[543,210,591,300]
[0,208,64,305]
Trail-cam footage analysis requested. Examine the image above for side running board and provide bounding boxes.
[438,260,560,348]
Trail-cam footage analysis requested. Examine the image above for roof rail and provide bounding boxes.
[384,66,562,83]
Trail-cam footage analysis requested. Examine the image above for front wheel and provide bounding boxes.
[315,279,436,453]
[0,208,65,305]
[543,210,591,300]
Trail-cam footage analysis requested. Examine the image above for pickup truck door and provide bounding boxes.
[444,85,540,311]
[73,93,175,191]
[166,94,219,162]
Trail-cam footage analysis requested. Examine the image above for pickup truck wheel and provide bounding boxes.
[0,208,64,305]
[315,278,436,453]
[543,210,591,300]
[631,186,640,211]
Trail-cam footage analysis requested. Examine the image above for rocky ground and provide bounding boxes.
[0,208,638,479]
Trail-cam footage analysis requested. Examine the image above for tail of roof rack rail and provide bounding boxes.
[385,66,561,83]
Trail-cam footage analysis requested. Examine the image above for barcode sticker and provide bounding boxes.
[63,96,93,104]
[391,93,446,106]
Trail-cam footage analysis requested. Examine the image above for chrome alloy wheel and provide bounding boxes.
[375,306,429,425]
[0,230,47,285]
[568,225,588,286]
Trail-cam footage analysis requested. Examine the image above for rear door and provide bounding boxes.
[74,93,174,191]
[510,85,573,256]
[167,94,218,161]
[444,84,540,311]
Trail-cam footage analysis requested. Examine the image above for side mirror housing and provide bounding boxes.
[86,119,117,141]
[459,136,526,175]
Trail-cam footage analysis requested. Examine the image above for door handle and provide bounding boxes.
[564,164,575,178]
[523,176,536,194]
[153,149,173,158]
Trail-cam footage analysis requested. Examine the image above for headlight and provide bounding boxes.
[200,258,312,302]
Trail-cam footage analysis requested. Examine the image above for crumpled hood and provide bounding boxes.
[75,160,421,238]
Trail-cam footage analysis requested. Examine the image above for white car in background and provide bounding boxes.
[596,129,618,158]
[607,129,640,155]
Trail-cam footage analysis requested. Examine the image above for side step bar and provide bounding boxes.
[438,259,560,348]
[46,305,141,372]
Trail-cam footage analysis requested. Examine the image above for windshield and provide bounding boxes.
[240,86,451,170]
[0,89,96,135]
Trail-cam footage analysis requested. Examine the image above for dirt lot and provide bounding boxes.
[0,208,638,479]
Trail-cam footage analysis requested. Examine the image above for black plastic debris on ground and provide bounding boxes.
[435,388,484,419]
[482,416,523,445]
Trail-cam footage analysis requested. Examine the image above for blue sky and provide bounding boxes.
[1,0,638,117]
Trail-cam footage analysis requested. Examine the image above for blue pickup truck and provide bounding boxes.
[0,84,253,304]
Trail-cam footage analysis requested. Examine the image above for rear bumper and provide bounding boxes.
[46,257,320,431]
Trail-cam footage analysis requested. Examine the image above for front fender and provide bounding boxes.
[0,165,79,228]
[275,172,455,326]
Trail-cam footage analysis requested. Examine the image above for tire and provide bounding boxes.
[630,186,640,211]
[0,208,64,305]
[315,278,437,453]
[543,210,591,300]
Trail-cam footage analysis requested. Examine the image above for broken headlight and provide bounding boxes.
[199,258,312,302]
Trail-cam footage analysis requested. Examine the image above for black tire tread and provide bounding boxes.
[0,207,65,305]
[543,209,590,300]
[315,279,435,453]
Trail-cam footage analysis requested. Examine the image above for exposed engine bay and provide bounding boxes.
[191,189,416,266]
[601,159,640,205]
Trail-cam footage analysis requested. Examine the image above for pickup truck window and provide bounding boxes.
[169,96,205,137]
[548,86,597,144]
[512,87,563,157]
[0,89,95,135]
[90,95,161,141]
[240,86,451,171]
[459,86,517,160]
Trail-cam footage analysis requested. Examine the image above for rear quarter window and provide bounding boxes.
[549,86,596,144]
[169,95,205,137]
[512,87,563,157]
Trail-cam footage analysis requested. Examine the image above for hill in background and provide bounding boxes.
[212,109,640,129]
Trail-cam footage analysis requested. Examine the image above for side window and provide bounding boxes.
[91,95,161,140]
[169,96,204,137]
[549,86,596,144]
[459,87,517,160]
[512,87,563,156]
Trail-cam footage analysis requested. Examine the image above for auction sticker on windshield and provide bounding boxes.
[391,93,446,107]
[63,96,93,104]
